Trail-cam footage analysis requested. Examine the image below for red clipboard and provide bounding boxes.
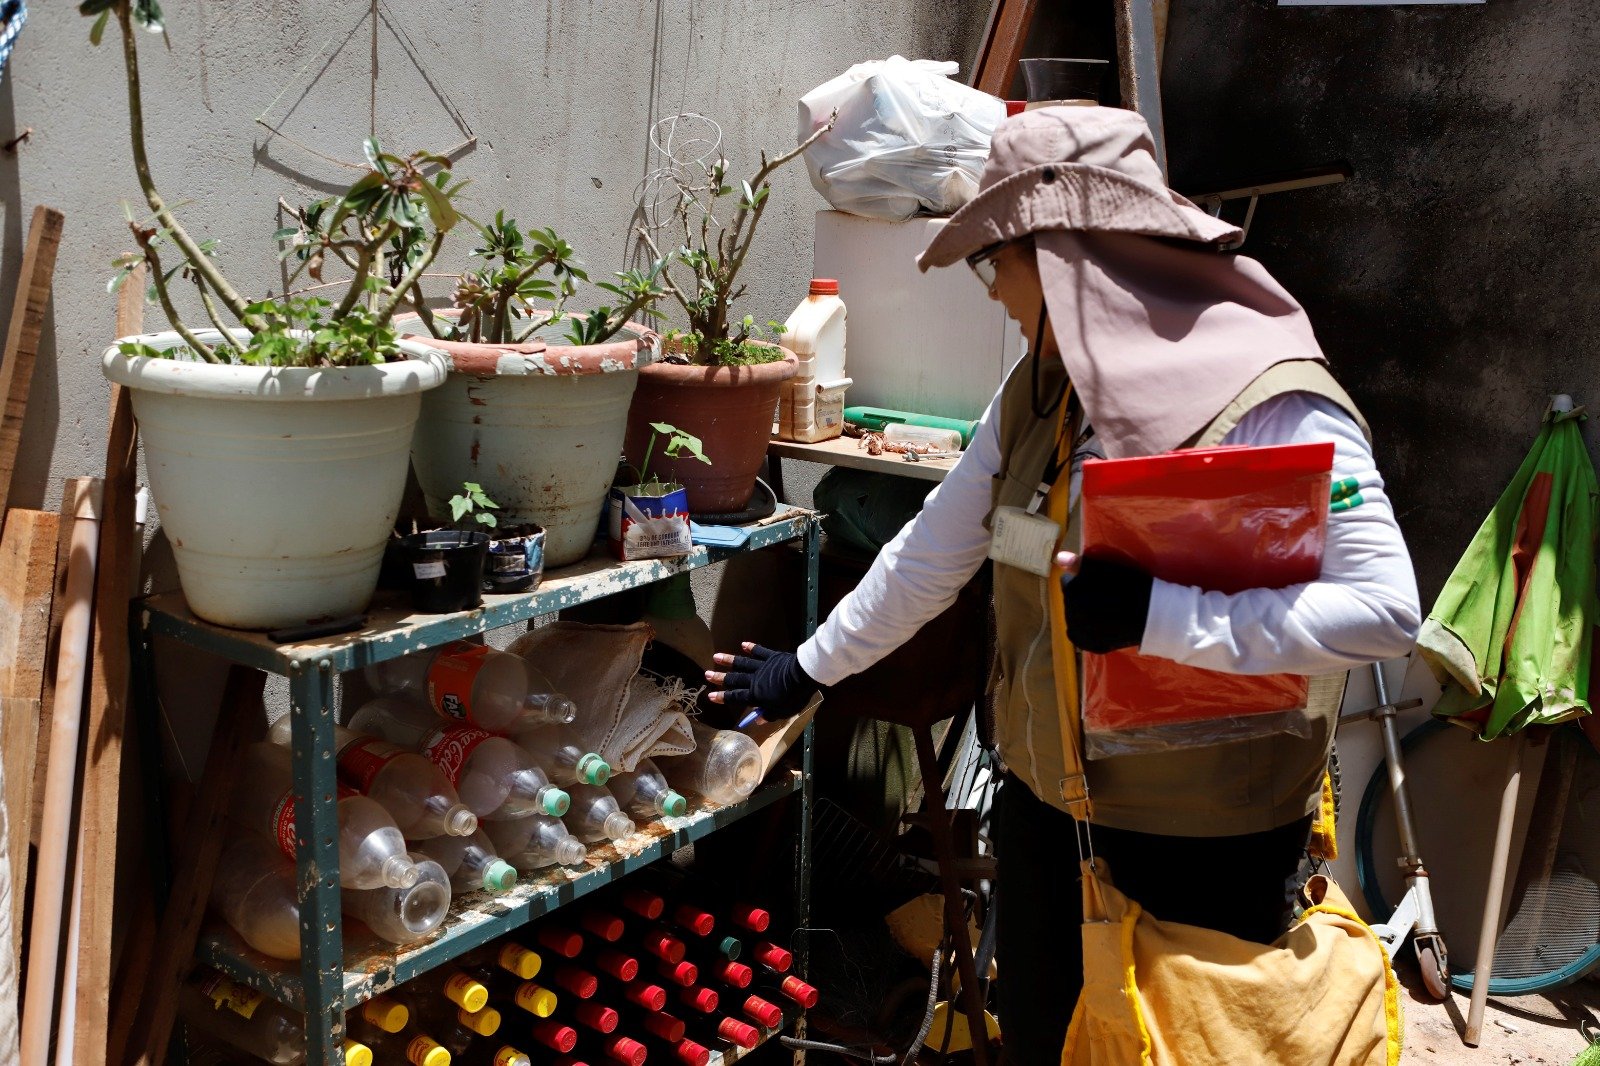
[1079,441,1334,750]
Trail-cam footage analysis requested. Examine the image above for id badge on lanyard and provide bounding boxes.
[988,390,1076,578]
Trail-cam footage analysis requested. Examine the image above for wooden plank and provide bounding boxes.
[1115,0,1169,176]
[0,206,65,525]
[767,436,954,483]
[32,481,83,847]
[118,666,265,1066]
[72,264,144,1065]
[973,0,1039,98]
[0,509,59,970]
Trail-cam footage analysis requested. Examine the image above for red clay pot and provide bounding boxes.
[623,344,798,514]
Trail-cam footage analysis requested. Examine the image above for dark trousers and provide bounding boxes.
[992,775,1313,1066]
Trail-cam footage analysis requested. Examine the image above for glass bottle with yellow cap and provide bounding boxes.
[177,968,375,1066]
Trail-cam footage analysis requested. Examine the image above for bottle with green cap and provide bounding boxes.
[347,696,571,820]
[607,758,689,821]
[178,967,375,1065]
[562,783,637,843]
[344,854,453,946]
[485,812,589,871]
[414,829,519,894]
[515,723,612,788]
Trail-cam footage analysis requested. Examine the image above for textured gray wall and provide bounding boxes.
[0,0,986,533]
[1163,0,1599,601]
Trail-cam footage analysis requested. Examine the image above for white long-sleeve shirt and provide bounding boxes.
[798,389,1421,686]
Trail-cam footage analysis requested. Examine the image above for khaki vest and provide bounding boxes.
[988,358,1366,837]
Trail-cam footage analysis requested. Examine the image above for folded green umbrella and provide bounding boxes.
[1419,404,1598,739]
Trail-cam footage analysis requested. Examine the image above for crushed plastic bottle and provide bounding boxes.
[515,723,612,787]
[343,852,452,947]
[269,717,477,839]
[348,696,571,820]
[661,721,763,805]
[414,829,518,894]
[563,782,636,843]
[230,742,418,891]
[210,835,305,960]
[364,641,579,734]
[607,758,689,820]
[484,813,588,871]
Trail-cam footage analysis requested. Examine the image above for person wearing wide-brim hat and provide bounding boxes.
[707,106,1420,1062]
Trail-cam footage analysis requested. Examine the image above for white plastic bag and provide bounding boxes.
[799,56,1006,221]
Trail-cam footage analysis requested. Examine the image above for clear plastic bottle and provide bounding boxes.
[515,723,611,787]
[230,742,419,891]
[343,853,452,946]
[364,641,579,734]
[210,835,304,960]
[484,813,588,871]
[661,722,764,805]
[607,758,689,820]
[268,717,478,839]
[563,783,636,843]
[178,969,375,1065]
[414,829,518,894]
[348,696,572,820]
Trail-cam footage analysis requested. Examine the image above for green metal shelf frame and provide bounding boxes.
[137,507,821,1066]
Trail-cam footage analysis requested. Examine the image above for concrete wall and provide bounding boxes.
[0,0,986,532]
[1163,0,1600,601]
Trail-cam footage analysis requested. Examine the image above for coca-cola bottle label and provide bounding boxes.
[269,785,357,859]
[337,736,405,793]
[426,642,493,725]
[421,725,496,786]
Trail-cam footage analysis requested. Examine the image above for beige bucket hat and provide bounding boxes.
[917,106,1241,270]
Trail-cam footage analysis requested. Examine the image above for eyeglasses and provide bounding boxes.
[966,243,1004,294]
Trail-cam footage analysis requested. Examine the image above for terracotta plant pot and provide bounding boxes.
[623,344,799,514]
[406,319,658,568]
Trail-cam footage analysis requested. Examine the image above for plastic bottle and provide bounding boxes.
[343,853,452,946]
[777,278,849,444]
[211,835,304,960]
[563,783,636,843]
[660,722,764,805]
[414,829,518,894]
[364,641,579,734]
[178,969,374,1066]
[349,696,572,820]
[350,1027,453,1066]
[484,813,588,871]
[268,717,478,839]
[515,723,612,787]
[607,759,688,820]
[230,742,419,891]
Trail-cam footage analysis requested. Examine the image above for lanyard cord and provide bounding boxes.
[1029,303,1070,420]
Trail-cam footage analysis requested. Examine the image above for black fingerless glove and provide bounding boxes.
[1062,556,1154,654]
[718,644,818,719]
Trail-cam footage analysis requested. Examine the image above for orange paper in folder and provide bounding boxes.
[1078,441,1335,754]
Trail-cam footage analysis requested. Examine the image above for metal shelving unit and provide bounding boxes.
[137,506,821,1065]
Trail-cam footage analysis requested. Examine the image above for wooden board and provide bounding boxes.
[768,435,955,483]
[72,266,144,1065]
[972,0,1039,97]
[0,206,65,525]
[0,509,59,968]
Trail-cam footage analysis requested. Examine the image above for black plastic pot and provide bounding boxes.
[484,526,547,594]
[399,530,490,613]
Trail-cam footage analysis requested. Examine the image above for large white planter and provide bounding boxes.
[408,323,658,568]
[103,330,449,630]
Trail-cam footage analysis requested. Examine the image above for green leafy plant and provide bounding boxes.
[638,113,835,366]
[448,482,500,531]
[627,421,711,495]
[83,1,465,367]
[563,259,670,347]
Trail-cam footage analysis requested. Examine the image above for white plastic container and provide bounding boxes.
[778,279,850,443]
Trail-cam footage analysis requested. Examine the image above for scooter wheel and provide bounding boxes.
[1416,937,1451,1002]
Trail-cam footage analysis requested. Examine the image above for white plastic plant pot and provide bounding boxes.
[102,329,450,630]
[406,321,658,569]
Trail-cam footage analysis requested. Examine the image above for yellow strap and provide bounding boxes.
[1043,389,1091,821]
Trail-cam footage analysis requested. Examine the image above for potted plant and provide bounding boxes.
[400,482,497,613]
[623,113,834,514]
[608,423,707,561]
[82,0,463,630]
[403,213,668,568]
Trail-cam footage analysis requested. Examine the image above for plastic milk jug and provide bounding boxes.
[779,279,850,443]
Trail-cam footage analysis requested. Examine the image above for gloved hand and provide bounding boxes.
[1058,552,1153,654]
[705,642,819,720]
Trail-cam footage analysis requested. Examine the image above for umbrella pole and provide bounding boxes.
[1464,733,1526,1046]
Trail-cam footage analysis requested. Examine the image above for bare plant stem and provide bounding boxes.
[406,283,441,338]
[142,242,218,362]
[193,276,243,355]
[372,230,447,325]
